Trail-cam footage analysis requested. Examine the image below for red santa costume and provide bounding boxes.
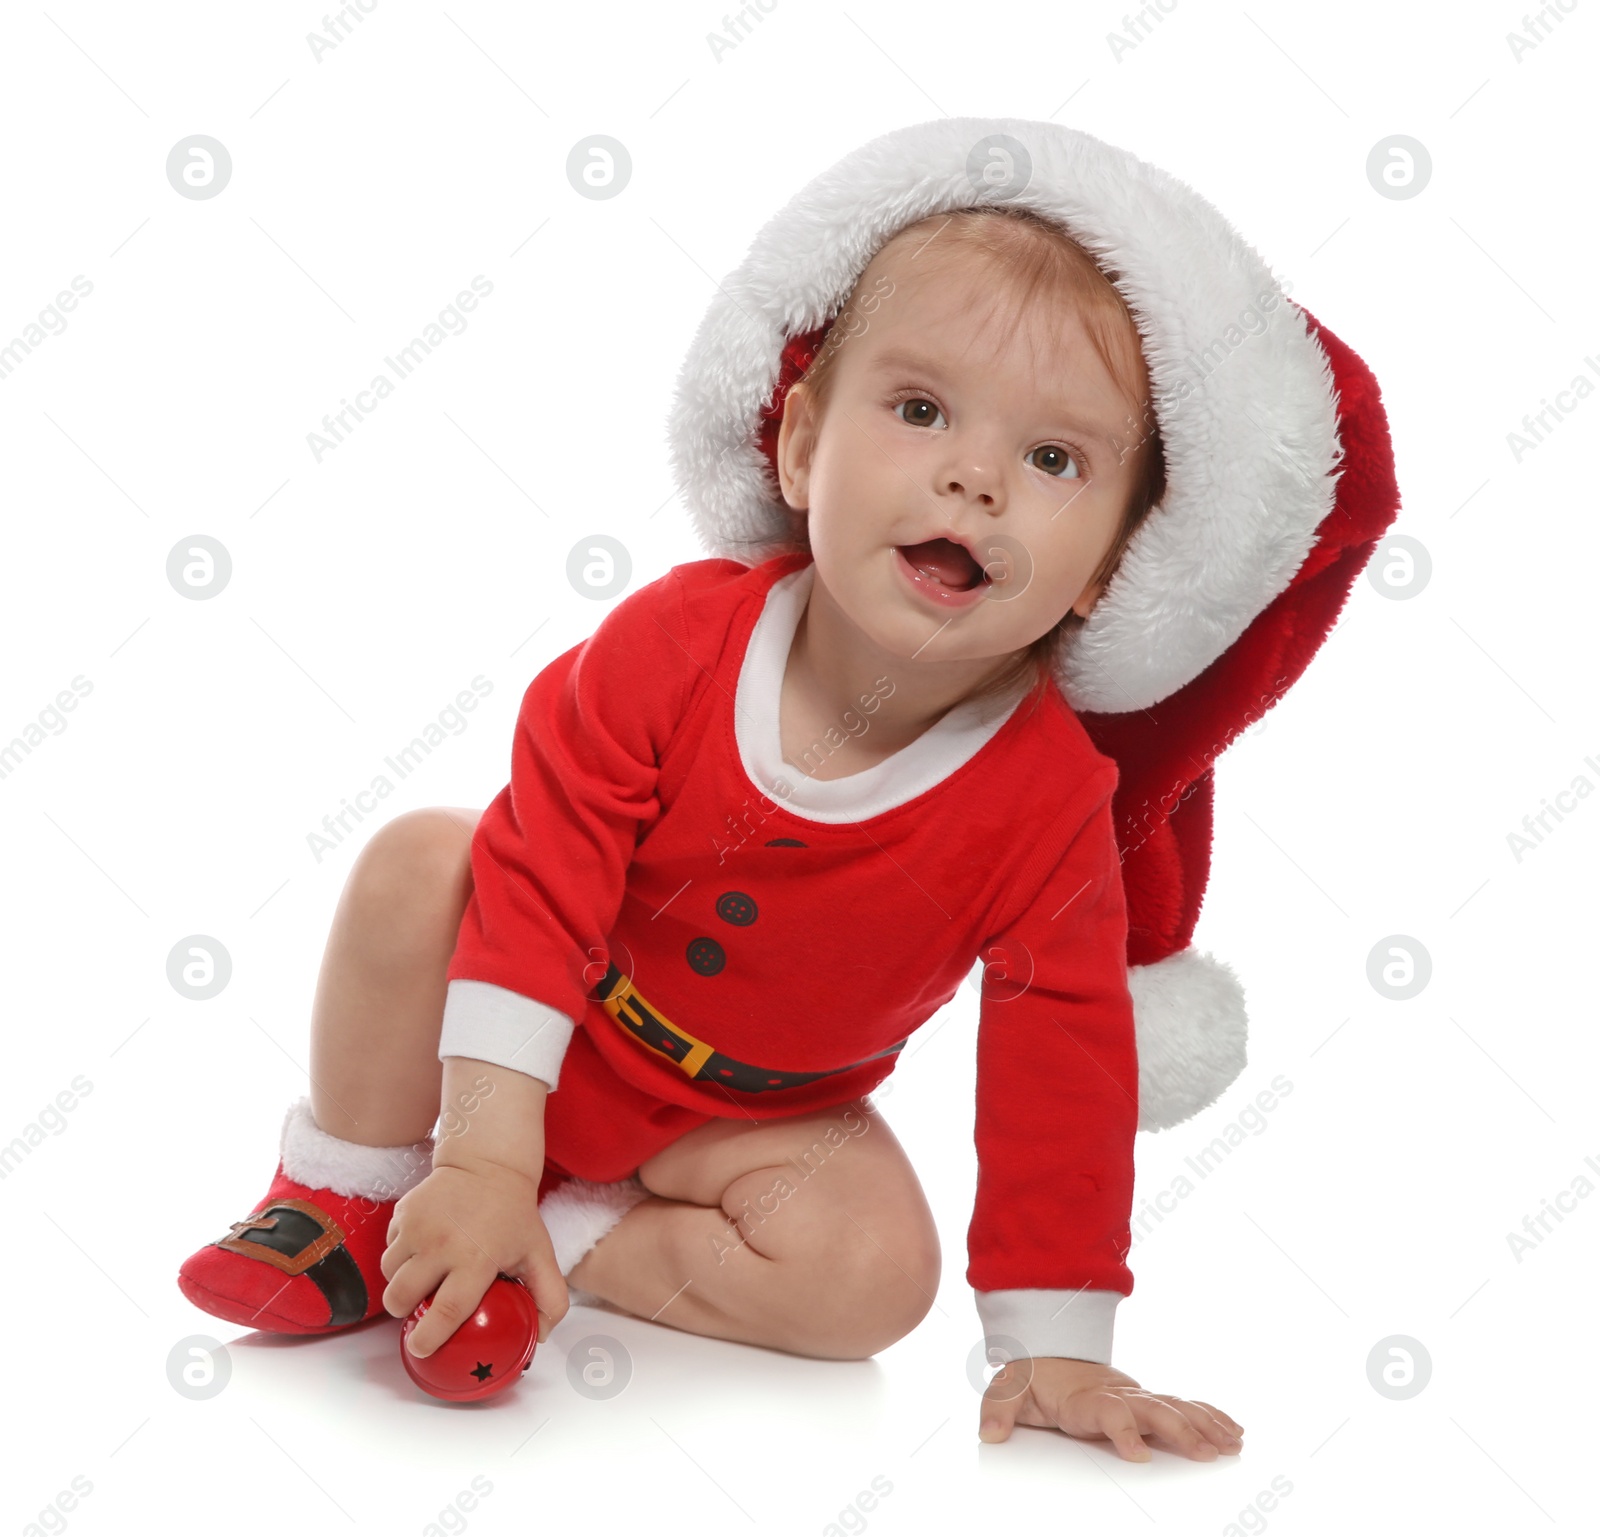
[178,117,1400,1369]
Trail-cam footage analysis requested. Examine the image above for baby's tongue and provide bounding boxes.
[902,538,980,589]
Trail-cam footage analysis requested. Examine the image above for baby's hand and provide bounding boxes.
[978,1357,1243,1461]
[379,1162,567,1358]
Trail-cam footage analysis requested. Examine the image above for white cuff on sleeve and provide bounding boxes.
[439,979,577,1092]
[974,1287,1123,1367]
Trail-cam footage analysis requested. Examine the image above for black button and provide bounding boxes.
[686,938,725,975]
[765,838,807,847]
[715,891,758,926]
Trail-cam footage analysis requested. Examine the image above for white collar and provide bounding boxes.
[734,562,1027,825]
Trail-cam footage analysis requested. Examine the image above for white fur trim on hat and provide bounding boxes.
[539,1175,652,1307]
[1130,948,1248,1131]
[278,1096,434,1202]
[665,116,1343,715]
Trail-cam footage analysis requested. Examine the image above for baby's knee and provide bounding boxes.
[823,1211,941,1358]
[728,1176,939,1359]
[352,807,477,913]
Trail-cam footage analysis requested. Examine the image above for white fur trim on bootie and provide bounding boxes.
[278,1096,434,1202]
[539,1175,652,1307]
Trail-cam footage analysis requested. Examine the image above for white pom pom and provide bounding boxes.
[1129,949,1249,1131]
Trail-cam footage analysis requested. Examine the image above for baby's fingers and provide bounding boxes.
[1188,1399,1245,1444]
[382,1252,449,1327]
[514,1250,570,1345]
[379,1228,414,1283]
[1177,1397,1244,1452]
[403,1265,494,1359]
[977,1362,1031,1443]
[1129,1394,1224,1461]
[1084,1391,1152,1462]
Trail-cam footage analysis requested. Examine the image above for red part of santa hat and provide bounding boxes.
[666,118,1402,1129]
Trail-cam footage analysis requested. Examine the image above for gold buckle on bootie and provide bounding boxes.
[218,1197,346,1276]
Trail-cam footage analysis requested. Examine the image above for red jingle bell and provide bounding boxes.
[400,1274,539,1401]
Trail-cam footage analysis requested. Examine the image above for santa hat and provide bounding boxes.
[665,117,1401,1131]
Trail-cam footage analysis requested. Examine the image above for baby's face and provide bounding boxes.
[777,245,1148,680]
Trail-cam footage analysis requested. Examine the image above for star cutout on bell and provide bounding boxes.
[400,1276,538,1402]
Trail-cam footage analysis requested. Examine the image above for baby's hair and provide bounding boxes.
[787,205,1168,710]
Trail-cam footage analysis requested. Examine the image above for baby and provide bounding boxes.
[180,204,1245,1460]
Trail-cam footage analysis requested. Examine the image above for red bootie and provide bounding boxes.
[177,1099,433,1336]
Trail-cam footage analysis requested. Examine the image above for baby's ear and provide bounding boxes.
[775,381,816,509]
[1071,576,1106,620]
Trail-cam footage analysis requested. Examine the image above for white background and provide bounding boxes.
[1,2,1595,1534]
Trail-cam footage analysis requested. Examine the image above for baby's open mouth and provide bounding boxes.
[897,538,988,591]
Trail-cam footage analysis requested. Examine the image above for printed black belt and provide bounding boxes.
[595,960,905,1094]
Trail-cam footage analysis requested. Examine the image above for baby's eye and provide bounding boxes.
[1028,444,1083,480]
[894,397,945,429]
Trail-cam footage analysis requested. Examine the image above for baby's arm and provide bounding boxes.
[969,776,1246,1460]
[378,1056,568,1358]
[381,569,694,1355]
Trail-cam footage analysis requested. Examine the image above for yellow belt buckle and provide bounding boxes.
[601,970,717,1079]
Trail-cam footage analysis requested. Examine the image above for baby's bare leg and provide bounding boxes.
[307,806,483,1146]
[303,807,940,1358]
[567,1099,941,1360]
